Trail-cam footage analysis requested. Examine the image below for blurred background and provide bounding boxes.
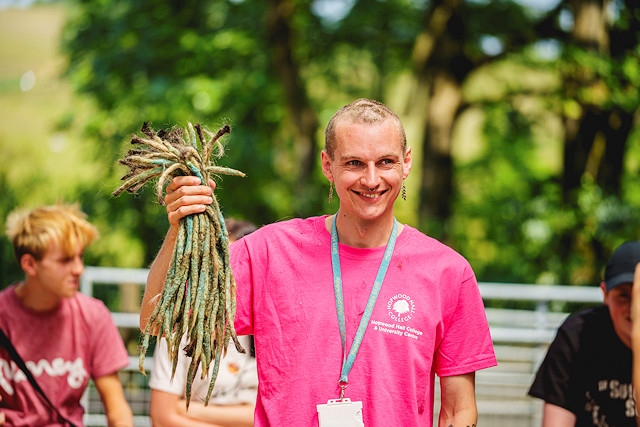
[1,0,639,289]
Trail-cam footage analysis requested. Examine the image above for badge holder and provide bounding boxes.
[317,398,364,427]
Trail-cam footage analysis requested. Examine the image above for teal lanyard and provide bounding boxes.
[331,215,399,399]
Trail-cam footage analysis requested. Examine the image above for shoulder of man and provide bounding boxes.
[556,305,610,340]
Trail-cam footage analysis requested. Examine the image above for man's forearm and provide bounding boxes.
[140,226,179,332]
[438,408,477,427]
[104,400,133,427]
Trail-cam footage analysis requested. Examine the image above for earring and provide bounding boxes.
[328,182,334,203]
[401,180,407,201]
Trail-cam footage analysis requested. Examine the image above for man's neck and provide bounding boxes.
[326,213,401,248]
[15,281,62,312]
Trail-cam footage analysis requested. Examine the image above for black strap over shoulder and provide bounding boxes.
[0,328,78,427]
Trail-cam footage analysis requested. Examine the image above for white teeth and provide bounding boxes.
[362,193,379,199]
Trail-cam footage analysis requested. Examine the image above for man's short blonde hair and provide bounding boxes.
[5,203,98,262]
[324,98,407,159]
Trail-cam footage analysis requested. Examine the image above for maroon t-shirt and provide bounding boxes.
[0,285,129,426]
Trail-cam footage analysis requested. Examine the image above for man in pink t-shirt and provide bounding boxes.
[0,204,132,427]
[141,98,497,426]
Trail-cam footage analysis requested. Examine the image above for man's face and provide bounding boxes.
[26,240,85,300]
[603,282,633,348]
[321,119,411,224]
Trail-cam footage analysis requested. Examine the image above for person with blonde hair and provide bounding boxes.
[0,204,133,427]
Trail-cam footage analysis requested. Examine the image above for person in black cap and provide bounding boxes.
[528,241,640,426]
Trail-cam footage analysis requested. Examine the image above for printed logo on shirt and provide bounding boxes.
[367,293,424,341]
[386,293,415,322]
[370,319,424,341]
[0,357,88,395]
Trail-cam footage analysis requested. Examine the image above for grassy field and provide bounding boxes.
[0,3,103,208]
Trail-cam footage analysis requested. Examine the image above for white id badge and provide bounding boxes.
[317,398,364,427]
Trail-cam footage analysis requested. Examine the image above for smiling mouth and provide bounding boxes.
[356,190,385,199]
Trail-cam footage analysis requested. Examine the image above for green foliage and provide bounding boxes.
[58,0,429,266]
[452,101,640,286]
[3,0,640,290]
[561,46,640,112]
[59,0,298,266]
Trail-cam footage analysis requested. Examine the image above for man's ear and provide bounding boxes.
[403,146,412,179]
[321,150,333,181]
[20,253,38,276]
[599,282,609,305]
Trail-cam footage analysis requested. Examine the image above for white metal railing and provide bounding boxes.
[479,282,601,345]
[80,266,149,297]
[80,266,604,427]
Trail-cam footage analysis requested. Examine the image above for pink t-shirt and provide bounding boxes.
[0,285,129,427]
[231,216,497,426]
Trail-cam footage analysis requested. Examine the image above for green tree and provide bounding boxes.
[554,0,640,283]
[59,0,640,287]
[62,0,325,266]
[403,0,640,285]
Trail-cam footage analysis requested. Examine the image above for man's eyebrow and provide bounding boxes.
[338,152,400,161]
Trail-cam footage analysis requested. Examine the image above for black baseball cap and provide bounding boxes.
[604,241,640,291]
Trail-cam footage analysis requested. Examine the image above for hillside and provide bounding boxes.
[0,3,102,208]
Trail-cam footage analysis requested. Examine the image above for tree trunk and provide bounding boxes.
[599,111,632,195]
[561,0,609,203]
[558,0,636,284]
[410,0,467,240]
[265,0,319,203]
[419,71,461,237]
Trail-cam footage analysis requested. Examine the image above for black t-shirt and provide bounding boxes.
[529,305,635,426]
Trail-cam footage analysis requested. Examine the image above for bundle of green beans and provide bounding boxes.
[113,121,245,408]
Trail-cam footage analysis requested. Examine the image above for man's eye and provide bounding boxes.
[616,293,631,302]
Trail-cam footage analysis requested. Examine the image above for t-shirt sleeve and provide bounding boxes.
[88,300,130,379]
[528,322,576,411]
[148,337,187,396]
[230,238,254,336]
[433,268,497,377]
